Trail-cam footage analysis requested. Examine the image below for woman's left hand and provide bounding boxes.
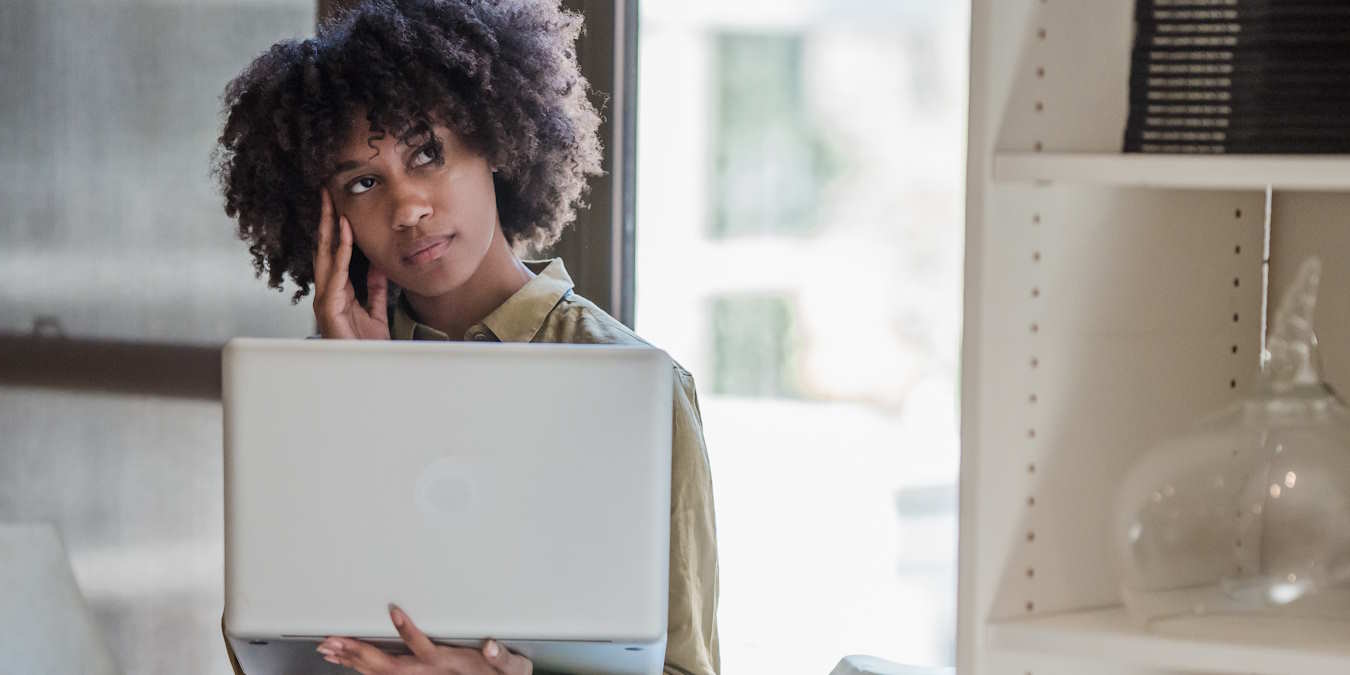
[316,604,533,675]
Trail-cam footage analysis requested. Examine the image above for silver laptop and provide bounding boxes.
[222,338,673,675]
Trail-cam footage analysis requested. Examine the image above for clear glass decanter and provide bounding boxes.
[1115,257,1350,624]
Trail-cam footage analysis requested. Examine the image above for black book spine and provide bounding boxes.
[1126,139,1350,153]
[1127,112,1350,132]
[1124,0,1350,153]
[1134,57,1350,76]
[1134,43,1350,64]
[1137,5,1350,25]
[1144,32,1350,49]
[1136,0,1350,19]
[1129,88,1350,104]
[1126,126,1350,146]
[1129,71,1350,95]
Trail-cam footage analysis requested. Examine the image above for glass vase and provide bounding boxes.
[1115,258,1350,624]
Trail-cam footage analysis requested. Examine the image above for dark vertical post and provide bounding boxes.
[554,0,638,328]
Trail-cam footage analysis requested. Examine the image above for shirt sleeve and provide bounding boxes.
[662,368,722,675]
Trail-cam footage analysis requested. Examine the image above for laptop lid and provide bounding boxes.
[222,338,672,645]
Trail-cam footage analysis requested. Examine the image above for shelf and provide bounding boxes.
[988,0,1350,193]
[994,152,1350,191]
[986,606,1350,675]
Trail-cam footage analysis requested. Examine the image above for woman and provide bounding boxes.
[212,1,720,673]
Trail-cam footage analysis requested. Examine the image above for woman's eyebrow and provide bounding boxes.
[333,158,366,174]
[332,138,435,176]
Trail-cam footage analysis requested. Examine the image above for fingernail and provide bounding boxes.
[486,640,499,658]
[316,645,335,656]
[388,603,404,627]
[323,655,341,665]
[320,639,342,653]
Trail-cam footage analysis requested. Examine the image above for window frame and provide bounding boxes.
[556,0,638,328]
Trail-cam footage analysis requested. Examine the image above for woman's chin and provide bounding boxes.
[392,262,474,298]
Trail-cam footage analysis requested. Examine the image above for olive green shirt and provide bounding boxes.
[224,258,721,675]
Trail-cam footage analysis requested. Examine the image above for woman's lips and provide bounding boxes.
[402,235,453,266]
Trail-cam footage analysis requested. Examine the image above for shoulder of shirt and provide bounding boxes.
[550,292,697,384]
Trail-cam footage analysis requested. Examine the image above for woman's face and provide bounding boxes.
[325,115,499,298]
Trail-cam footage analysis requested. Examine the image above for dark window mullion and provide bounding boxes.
[556,0,636,328]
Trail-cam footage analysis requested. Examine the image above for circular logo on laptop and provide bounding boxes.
[414,457,475,522]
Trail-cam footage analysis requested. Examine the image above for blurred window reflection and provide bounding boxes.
[0,0,316,344]
[0,3,314,675]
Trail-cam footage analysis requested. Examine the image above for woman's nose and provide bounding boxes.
[391,185,433,229]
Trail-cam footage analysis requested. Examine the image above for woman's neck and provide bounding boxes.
[404,223,535,340]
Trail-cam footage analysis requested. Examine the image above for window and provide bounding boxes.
[709,294,801,397]
[710,33,835,238]
[636,1,969,670]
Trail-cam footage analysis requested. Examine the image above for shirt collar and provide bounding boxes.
[391,258,575,342]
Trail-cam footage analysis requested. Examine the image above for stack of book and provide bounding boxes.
[1124,1,1350,154]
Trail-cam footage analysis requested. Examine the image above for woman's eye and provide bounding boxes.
[412,144,440,168]
[348,177,376,195]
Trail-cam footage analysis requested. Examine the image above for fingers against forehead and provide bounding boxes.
[313,188,333,283]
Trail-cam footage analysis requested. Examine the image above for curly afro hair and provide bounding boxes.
[212,0,604,303]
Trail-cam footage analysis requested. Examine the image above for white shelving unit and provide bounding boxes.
[987,608,1350,675]
[994,153,1350,192]
[983,0,1350,193]
[961,2,1350,675]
